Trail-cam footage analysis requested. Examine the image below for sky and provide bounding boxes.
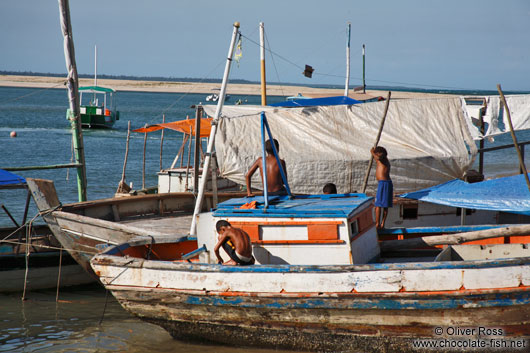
[1,0,529,91]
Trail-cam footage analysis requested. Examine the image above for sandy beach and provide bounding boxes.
[0,74,459,100]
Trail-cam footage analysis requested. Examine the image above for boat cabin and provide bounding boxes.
[196,193,379,265]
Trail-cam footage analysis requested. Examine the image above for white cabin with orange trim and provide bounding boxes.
[196,193,378,265]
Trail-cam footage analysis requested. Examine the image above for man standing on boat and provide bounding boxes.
[214,220,255,266]
[245,139,288,196]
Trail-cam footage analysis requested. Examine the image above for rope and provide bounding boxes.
[264,31,285,98]
[55,248,63,302]
[0,80,67,105]
[21,219,32,301]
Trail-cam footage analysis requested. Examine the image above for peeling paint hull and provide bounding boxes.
[92,255,530,352]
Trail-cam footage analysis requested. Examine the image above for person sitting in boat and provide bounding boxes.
[245,139,288,197]
[323,183,337,194]
[370,146,393,229]
[214,220,255,266]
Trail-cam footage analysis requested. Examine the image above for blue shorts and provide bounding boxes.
[375,180,393,208]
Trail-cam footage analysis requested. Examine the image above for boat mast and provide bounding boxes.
[260,22,267,106]
[93,45,97,105]
[189,22,240,236]
[344,22,351,97]
[58,0,87,202]
[362,44,366,94]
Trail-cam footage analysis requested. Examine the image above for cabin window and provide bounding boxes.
[401,203,418,219]
[349,220,359,241]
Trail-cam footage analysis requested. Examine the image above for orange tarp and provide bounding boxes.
[133,118,212,137]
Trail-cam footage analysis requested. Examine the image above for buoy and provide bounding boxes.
[10,131,17,138]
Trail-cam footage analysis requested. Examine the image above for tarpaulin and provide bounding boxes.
[134,118,212,137]
[400,173,530,215]
[203,97,476,194]
[269,96,362,107]
[0,169,26,187]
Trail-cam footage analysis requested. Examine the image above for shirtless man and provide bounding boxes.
[245,139,287,196]
[214,220,255,266]
[370,146,393,229]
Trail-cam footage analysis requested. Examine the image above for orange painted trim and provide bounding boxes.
[253,240,345,245]
[231,220,343,226]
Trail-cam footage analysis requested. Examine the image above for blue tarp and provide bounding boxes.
[0,169,26,186]
[400,173,530,215]
[268,96,362,107]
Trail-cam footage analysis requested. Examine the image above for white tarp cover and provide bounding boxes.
[462,94,530,139]
[203,97,477,194]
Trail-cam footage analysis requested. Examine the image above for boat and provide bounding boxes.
[206,88,230,102]
[67,46,120,129]
[90,191,530,352]
[89,28,530,346]
[0,169,93,292]
[132,116,239,194]
[69,85,119,129]
[27,178,245,276]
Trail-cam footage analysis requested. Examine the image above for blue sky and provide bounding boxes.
[1,0,529,91]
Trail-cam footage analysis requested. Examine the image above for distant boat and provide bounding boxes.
[206,89,230,102]
[67,45,120,129]
[67,85,119,129]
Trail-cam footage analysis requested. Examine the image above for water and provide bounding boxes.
[0,284,297,353]
[1,85,529,352]
[0,86,286,227]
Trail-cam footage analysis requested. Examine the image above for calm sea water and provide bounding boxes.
[1,85,529,352]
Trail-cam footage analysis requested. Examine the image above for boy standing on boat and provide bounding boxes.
[370,146,393,229]
[214,220,255,266]
[245,139,288,196]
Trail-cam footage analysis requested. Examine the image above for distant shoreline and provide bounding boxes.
[0,74,461,100]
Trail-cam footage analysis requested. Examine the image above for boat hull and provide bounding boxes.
[92,256,530,352]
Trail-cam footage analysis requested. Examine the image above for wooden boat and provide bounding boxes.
[27,178,245,276]
[0,169,93,292]
[90,193,530,352]
[68,85,119,129]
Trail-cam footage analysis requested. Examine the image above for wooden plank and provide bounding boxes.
[380,224,530,251]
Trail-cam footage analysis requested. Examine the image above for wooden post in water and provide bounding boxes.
[185,125,193,191]
[142,124,147,189]
[117,121,131,193]
[497,84,530,192]
[58,0,87,201]
[159,114,165,171]
[260,22,267,106]
[361,91,391,193]
[193,106,202,193]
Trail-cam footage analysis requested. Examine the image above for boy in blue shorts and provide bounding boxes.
[370,146,393,229]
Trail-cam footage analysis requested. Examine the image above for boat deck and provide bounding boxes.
[119,213,193,236]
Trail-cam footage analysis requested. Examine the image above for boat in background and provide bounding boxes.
[70,85,119,128]
[68,45,120,129]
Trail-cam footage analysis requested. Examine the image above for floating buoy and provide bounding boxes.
[10,131,17,138]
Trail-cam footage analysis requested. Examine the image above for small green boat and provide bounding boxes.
[67,86,119,129]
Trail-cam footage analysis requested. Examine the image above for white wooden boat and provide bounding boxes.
[91,193,530,352]
[27,178,245,276]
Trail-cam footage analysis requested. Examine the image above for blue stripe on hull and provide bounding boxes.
[183,290,529,310]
